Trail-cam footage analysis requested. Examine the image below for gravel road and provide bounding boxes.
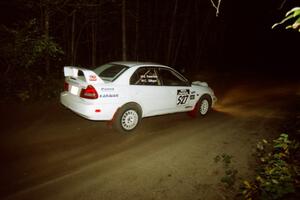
[1,79,299,200]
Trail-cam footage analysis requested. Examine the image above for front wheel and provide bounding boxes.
[199,97,210,115]
[188,95,212,117]
[112,104,141,133]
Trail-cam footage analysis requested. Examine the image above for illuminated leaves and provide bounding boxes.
[2,19,64,68]
[214,153,238,188]
[241,134,299,199]
[272,7,300,32]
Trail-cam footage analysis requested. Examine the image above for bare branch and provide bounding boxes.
[210,0,222,17]
[278,0,287,10]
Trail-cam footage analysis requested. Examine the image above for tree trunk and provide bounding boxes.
[166,0,178,65]
[172,1,191,67]
[122,0,127,61]
[134,0,139,61]
[74,20,90,67]
[92,22,96,66]
[44,5,50,74]
[71,10,76,65]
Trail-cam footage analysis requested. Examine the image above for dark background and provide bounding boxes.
[0,0,299,96]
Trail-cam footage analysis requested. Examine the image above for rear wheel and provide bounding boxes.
[113,103,141,133]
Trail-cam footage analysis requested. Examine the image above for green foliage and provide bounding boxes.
[1,18,64,68]
[15,74,64,102]
[17,91,30,102]
[272,7,300,31]
[214,153,238,188]
[0,18,64,72]
[241,134,300,200]
[0,18,64,102]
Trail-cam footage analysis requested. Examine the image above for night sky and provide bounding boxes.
[0,0,299,77]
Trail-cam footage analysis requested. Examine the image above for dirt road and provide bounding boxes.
[0,79,299,200]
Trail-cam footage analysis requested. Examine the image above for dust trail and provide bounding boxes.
[214,83,299,118]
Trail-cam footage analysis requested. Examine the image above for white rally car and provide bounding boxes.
[60,61,217,133]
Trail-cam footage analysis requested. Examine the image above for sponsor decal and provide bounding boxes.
[100,94,119,98]
[191,91,196,94]
[146,75,158,79]
[89,75,97,81]
[140,75,158,79]
[177,89,190,105]
[177,89,189,96]
[140,74,158,84]
[101,87,114,91]
[190,94,195,100]
[148,79,157,83]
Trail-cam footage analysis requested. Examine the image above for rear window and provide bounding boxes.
[94,64,129,82]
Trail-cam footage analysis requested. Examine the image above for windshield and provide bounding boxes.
[93,63,129,82]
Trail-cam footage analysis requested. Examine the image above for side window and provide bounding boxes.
[158,68,189,86]
[130,67,160,86]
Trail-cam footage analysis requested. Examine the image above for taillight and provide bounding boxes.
[80,85,98,99]
[64,82,69,91]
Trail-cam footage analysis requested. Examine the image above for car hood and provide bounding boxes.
[192,81,208,87]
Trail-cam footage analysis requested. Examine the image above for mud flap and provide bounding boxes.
[106,107,120,128]
[187,102,199,118]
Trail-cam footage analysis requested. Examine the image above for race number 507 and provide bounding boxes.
[177,95,189,105]
[177,89,190,105]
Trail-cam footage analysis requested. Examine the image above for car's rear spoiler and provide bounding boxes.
[64,66,104,84]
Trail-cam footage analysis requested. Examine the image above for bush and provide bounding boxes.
[241,134,300,200]
[214,153,238,188]
[0,18,64,102]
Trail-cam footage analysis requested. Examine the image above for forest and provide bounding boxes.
[0,0,299,101]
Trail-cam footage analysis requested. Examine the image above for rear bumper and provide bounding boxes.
[60,92,117,121]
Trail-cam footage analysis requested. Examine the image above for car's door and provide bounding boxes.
[130,67,176,117]
[157,67,194,113]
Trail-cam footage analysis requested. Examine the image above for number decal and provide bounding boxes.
[177,89,190,105]
[177,95,189,105]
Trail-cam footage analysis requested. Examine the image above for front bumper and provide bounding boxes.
[211,95,217,107]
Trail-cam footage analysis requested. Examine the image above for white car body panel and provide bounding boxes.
[60,62,217,121]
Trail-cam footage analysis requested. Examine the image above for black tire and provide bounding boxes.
[198,95,212,116]
[188,95,212,117]
[112,103,142,133]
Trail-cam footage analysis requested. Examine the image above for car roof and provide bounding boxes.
[110,61,166,68]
